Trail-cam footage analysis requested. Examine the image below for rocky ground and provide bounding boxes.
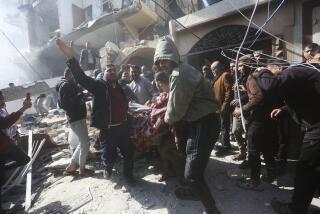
[20,142,319,214]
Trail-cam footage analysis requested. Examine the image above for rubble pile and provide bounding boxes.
[2,104,102,213]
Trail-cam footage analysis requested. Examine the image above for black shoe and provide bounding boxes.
[238,160,250,169]
[124,175,137,187]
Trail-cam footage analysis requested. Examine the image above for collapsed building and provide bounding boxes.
[1,0,320,213]
[14,0,174,79]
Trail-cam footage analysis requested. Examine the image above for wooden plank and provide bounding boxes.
[25,130,33,210]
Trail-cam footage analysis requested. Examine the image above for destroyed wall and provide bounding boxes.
[1,82,50,102]
[57,0,126,36]
[99,40,157,69]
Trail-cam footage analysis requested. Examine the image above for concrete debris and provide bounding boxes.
[121,186,128,193]
[51,150,71,161]
[45,158,70,170]
[68,187,93,213]
[5,106,319,214]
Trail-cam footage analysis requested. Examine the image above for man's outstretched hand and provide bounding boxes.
[56,39,75,59]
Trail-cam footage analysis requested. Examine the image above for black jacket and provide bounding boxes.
[56,78,87,123]
[118,79,138,103]
[67,58,134,130]
[257,64,320,139]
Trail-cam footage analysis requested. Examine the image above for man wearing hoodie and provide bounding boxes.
[56,68,90,176]
[154,36,221,214]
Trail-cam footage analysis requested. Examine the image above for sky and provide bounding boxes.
[0,0,30,89]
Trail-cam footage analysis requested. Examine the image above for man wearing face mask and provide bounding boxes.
[56,69,90,176]
[56,39,136,186]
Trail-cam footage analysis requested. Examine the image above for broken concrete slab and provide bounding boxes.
[40,116,67,126]
[45,158,70,170]
[51,150,71,161]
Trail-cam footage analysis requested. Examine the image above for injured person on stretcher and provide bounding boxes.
[129,72,184,182]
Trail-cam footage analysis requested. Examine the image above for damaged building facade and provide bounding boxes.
[169,0,320,69]
[6,0,320,100]
[17,0,176,79]
[3,0,176,109]
[2,1,320,213]
[11,0,320,80]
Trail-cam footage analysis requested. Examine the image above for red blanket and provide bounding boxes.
[131,93,169,151]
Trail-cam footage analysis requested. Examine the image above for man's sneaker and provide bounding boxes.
[238,160,250,169]
[271,198,293,214]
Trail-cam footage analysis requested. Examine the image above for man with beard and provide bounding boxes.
[231,55,250,162]
[202,65,214,82]
[128,65,156,105]
[211,61,233,157]
[154,36,221,214]
[56,39,136,186]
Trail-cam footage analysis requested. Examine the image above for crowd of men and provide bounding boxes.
[0,37,319,214]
